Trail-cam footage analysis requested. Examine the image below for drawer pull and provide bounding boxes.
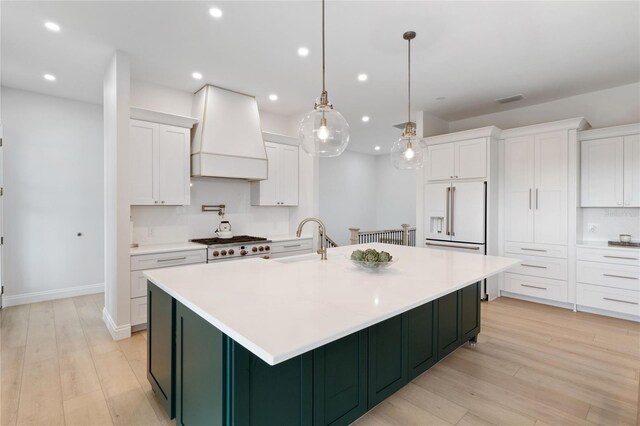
[602,273,638,280]
[521,264,547,269]
[157,256,187,263]
[521,248,547,252]
[521,284,547,290]
[603,255,639,261]
[603,297,638,305]
[283,244,302,248]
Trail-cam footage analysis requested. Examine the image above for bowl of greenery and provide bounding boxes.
[349,248,397,270]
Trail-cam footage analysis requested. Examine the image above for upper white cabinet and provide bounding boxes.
[426,138,486,181]
[130,119,191,206]
[504,131,568,245]
[580,124,640,207]
[251,136,299,206]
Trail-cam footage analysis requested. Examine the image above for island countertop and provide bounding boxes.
[144,243,519,365]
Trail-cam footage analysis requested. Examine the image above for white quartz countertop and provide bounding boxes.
[130,242,207,256]
[266,235,313,242]
[144,243,519,365]
[576,240,640,251]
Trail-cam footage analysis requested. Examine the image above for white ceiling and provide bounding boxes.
[2,1,639,154]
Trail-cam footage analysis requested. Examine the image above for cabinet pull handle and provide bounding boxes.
[603,255,639,260]
[425,242,480,250]
[535,188,539,210]
[603,297,638,305]
[283,244,301,248]
[521,284,547,290]
[451,186,456,237]
[603,274,638,280]
[521,248,547,252]
[157,256,187,263]
[445,187,451,236]
[529,188,532,210]
[521,264,547,269]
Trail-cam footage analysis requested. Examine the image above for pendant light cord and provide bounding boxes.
[322,0,326,93]
[407,36,411,123]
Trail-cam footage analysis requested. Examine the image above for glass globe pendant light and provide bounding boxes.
[298,0,350,157]
[391,31,426,170]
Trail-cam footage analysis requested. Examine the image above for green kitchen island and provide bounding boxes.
[144,243,517,426]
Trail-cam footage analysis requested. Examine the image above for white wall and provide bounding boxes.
[1,86,104,305]
[580,208,640,242]
[448,82,640,132]
[374,156,417,230]
[130,79,193,117]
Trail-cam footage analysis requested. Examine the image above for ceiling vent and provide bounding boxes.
[495,94,525,104]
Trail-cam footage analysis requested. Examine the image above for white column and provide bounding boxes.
[103,51,132,340]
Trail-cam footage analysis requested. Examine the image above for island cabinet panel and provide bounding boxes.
[147,282,175,419]
[229,343,313,426]
[367,315,408,409]
[313,331,368,426]
[406,301,437,381]
[175,301,225,426]
[461,282,481,341]
[437,291,463,359]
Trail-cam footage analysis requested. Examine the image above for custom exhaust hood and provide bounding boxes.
[191,85,267,180]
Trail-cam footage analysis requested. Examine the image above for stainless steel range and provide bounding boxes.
[190,235,272,262]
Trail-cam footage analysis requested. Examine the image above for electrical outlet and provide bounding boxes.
[588,224,597,233]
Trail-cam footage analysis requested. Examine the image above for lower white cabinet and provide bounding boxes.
[129,248,207,326]
[503,273,568,303]
[576,246,640,318]
[267,238,314,259]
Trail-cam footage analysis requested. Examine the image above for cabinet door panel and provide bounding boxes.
[260,142,279,205]
[368,315,407,408]
[147,282,175,418]
[313,332,367,426]
[534,131,568,245]
[130,120,158,205]
[437,290,461,359]
[581,137,624,207]
[407,302,436,381]
[624,134,640,207]
[461,282,480,341]
[427,144,455,181]
[280,145,299,206]
[455,138,487,179]
[424,183,451,241]
[505,136,535,243]
[158,125,190,205]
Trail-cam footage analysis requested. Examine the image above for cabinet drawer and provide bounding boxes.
[131,271,148,298]
[269,239,313,255]
[505,255,567,281]
[504,242,567,259]
[577,283,640,317]
[577,261,640,291]
[131,296,148,326]
[576,247,640,266]
[131,249,207,271]
[503,273,567,302]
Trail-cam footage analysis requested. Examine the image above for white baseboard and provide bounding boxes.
[2,283,104,307]
[577,305,640,323]
[102,307,131,340]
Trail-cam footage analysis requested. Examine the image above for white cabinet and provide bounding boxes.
[267,238,314,258]
[130,119,191,206]
[426,138,486,181]
[251,142,299,206]
[580,129,640,207]
[504,131,567,245]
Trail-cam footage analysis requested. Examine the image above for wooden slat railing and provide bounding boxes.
[319,230,339,248]
[349,224,416,247]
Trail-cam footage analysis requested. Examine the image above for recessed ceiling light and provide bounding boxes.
[192,72,203,80]
[44,22,60,32]
[374,146,381,151]
[357,74,368,82]
[209,7,223,18]
[43,74,56,81]
[297,47,309,57]
[361,116,370,122]
[269,94,278,101]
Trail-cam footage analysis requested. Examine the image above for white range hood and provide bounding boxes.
[191,85,267,180]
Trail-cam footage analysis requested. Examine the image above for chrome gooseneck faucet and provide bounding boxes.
[296,218,328,260]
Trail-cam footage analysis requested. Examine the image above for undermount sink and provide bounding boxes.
[273,253,322,264]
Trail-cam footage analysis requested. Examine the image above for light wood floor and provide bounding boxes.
[1,295,639,426]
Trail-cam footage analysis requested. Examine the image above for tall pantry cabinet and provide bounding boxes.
[500,118,589,304]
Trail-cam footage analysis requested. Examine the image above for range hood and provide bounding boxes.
[191,85,267,180]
